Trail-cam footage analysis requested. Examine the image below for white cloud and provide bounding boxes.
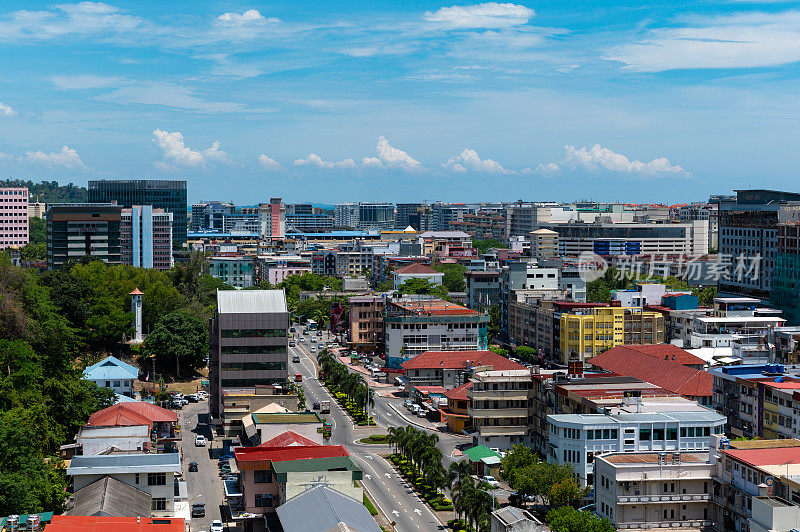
[257,153,282,171]
[375,136,421,169]
[608,11,800,71]
[443,148,515,174]
[0,2,146,42]
[537,144,691,178]
[0,102,16,116]
[24,145,86,169]
[101,84,249,113]
[152,129,232,169]
[425,3,534,29]
[52,74,122,89]
[215,9,279,26]
[361,157,383,168]
[294,153,357,169]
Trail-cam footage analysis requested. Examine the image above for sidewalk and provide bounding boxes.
[386,402,470,438]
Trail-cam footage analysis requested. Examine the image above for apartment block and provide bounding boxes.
[0,186,28,249]
[465,270,501,312]
[259,197,285,240]
[209,256,255,288]
[120,205,173,270]
[191,201,235,231]
[348,295,384,354]
[210,290,289,418]
[467,369,533,452]
[46,203,123,269]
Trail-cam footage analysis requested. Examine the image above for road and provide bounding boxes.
[180,400,222,532]
[290,339,448,531]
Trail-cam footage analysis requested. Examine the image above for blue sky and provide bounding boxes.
[1,1,800,204]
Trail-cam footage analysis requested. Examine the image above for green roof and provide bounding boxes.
[252,412,322,424]
[272,456,362,482]
[462,445,502,463]
[0,512,54,527]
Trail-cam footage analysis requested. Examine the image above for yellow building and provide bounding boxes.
[559,306,664,364]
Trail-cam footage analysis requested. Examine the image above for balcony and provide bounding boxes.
[469,389,532,400]
[617,494,711,504]
[468,407,529,418]
[615,520,711,530]
[474,425,528,436]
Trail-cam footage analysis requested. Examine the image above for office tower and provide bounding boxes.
[121,206,174,270]
[334,202,394,230]
[0,186,28,249]
[191,201,235,231]
[718,189,800,299]
[88,180,187,247]
[259,198,285,240]
[209,290,288,417]
[46,203,123,269]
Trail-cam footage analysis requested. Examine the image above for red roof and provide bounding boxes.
[588,346,712,398]
[445,381,472,401]
[88,402,177,429]
[393,263,441,275]
[723,447,800,468]
[260,431,321,447]
[235,444,349,464]
[402,350,527,371]
[619,344,706,366]
[414,386,447,395]
[46,516,184,532]
[129,288,144,296]
[390,299,478,316]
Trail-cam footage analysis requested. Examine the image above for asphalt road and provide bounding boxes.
[180,400,222,532]
[291,339,448,532]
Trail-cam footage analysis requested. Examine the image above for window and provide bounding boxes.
[254,494,273,507]
[113,380,121,387]
[221,345,286,355]
[221,329,287,338]
[135,473,139,484]
[148,473,167,486]
[654,428,665,440]
[640,428,651,441]
[254,470,272,483]
[667,428,677,441]
[152,498,167,511]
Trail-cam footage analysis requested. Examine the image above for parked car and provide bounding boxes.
[186,394,199,403]
[210,520,224,532]
[479,475,500,488]
[171,399,183,410]
[310,346,317,353]
[403,400,412,410]
[289,341,296,347]
[195,435,206,447]
[312,402,320,410]
[416,408,427,418]
[292,355,301,363]
[299,337,305,343]
[191,503,205,517]
[188,461,198,472]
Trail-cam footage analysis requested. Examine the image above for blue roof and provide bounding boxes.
[85,356,138,381]
[188,232,259,238]
[299,231,370,237]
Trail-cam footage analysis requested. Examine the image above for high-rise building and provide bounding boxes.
[395,203,430,230]
[191,201,235,231]
[88,180,187,248]
[46,203,123,269]
[334,202,394,230]
[718,189,800,299]
[0,186,29,249]
[259,198,285,240]
[771,202,800,325]
[209,290,289,417]
[121,206,173,270]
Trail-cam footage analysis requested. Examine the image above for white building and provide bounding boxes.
[76,425,151,455]
[66,453,183,517]
[594,451,714,531]
[83,356,139,397]
[547,409,726,486]
[467,369,533,452]
[392,263,444,290]
[259,197,286,240]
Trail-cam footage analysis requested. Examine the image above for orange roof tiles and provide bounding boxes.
[588,346,712,398]
[235,444,348,463]
[259,431,321,447]
[401,350,527,371]
[393,263,441,275]
[87,402,177,429]
[445,382,472,401]
[46,516,184,532]
[620,344,706,366]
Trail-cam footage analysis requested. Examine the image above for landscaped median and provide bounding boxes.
[387,454,454,512]
[359,434,391,444]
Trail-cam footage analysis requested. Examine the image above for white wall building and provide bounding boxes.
[76,425,151,455]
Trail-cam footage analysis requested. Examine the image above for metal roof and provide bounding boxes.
[68,476,151,517]
[84,356,139,381]
[548,410,726,426]
[271,456,359,474]
[217,289,287,314]
[67,453,181,476]
[276,486,381,532]
[252,412,322,424]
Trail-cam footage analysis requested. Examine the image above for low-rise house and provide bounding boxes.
[220,385,298,436]
[490,506,548,532]
[594,451,713,531]
[84,356,139,397]
[234,444,362,519]
[242,412,324,446]
[392,263,444,290]
[401,350,526,391]
[87,402,179,451]
[276,486,380,532]
[440,382,472,434]
[47,515,184,532]
[76,425,151,455]
[66,453,182,518]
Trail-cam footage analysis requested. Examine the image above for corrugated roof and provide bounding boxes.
[729,439,800,450]
[462,445,501,462]
[401,350,527,371]
[602,452,706,464]
[84,356,139,381]
[723,447,800,468]
[67,476,151,517]
[272,456,358,474]
[445,382,472,401]
[88,402,177,428]
[619,344,707,366]
[67,453,181,476]
[588,346,712,397]
[276,486,381,532]
[260,431,321,447]
[217,289,287,314]
[235,444,348,464]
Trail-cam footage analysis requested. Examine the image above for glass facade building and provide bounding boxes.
[88,180,187,247]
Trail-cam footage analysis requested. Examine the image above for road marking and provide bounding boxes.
[392,510,399,517]
[414,509,422,515]
[385,473,391,477]
[364,474,372,480]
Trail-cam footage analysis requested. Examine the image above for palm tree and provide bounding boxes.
[387,426,399,455]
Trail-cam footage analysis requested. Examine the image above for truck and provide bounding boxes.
[320,400,331,413]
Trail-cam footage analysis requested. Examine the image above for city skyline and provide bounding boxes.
[1,1,799,203]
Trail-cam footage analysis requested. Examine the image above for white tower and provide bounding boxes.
[130,288,143,343]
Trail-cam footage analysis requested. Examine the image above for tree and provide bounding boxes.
[549,479,589,508]
[472,238,503,254]
[693,285,717,306]
[397,277,450,300]
[28,217,46,245]
[488,305,499,340]
[432,262,467,292]
[514,346,538,362]
[20,243,46,261]
[142,312,208,377]
[545,506,615,532]
[489,346,508,357]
